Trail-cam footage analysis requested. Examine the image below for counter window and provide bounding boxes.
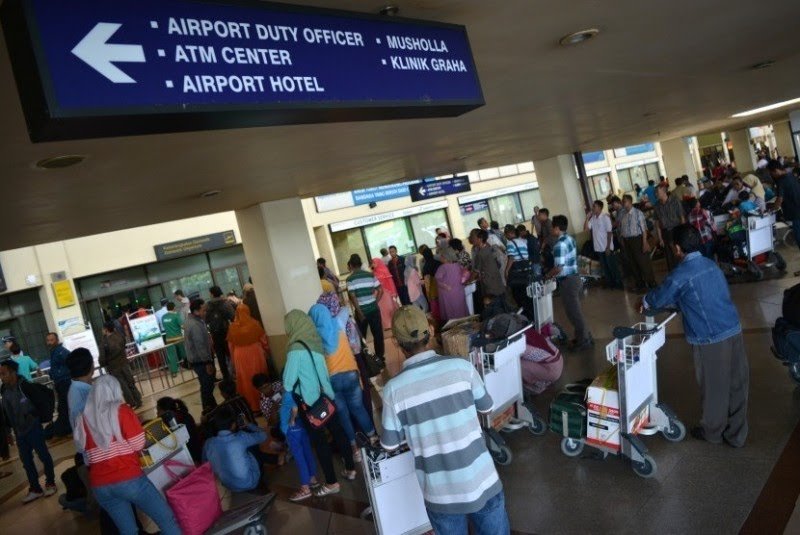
[331,228,368,275]
[409,209,449,249]
[364,218,415,260]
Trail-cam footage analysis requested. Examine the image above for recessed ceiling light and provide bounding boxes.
[559,28,600,46]
[749,60,775,70]
[200,190,221,198]
[35,155,86,169]
[453,155,470,161]
[379,5,399,16]
[731,96,800,118]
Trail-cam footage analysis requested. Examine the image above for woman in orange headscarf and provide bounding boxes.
[227,304,270,412]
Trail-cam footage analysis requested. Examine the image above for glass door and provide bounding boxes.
[213,266,244,297]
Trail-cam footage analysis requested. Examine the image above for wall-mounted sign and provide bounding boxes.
[613,143,656,158]
[2,0,484,141]
[583,151,606,164]
[330,200,448,232]
[127,310,165,353]
[154,230,236,261]
[314,179,427,213]
[409,175,470,202]
[457,182,538,205]
[459,200,488,215]
[52,280,76,308]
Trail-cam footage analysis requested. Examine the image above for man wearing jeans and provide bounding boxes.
[584,200,623,289]
[0,360,57,503]
[184,299,218,413]
[346,254,384,362]
[640,224,748,447]
[381,306,509,535]
[547,215,592,351]
[44,332,72,438]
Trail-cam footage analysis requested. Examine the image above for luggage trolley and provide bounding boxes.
[527,278,567,342]
[718,211,787,281]
[559,310,686,478]
[470,324,547,466]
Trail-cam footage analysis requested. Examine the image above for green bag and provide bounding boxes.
[549,383,589,439]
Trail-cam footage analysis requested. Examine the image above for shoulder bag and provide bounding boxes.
[292,341,337,429]
[507,240,533,287]
[360,338,386,378]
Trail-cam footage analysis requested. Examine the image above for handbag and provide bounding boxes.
[360,340,386,377]
[164,461,222,535]
[292,341,337,429]
[507,241,533,287]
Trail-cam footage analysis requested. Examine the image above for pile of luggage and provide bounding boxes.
[771,282,800,384]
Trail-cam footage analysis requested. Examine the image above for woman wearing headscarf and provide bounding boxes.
[309,304,377,461]
[404,255,429,312]
[370,258,399,328]
[419,245,442,321]
[227,304,270,412]
[317,288,374,420]
[435,248,470,322]
[74,375,180,535]
[282,310,356,496]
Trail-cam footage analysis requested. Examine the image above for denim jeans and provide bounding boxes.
[427,490,510,535]
[193,362,218,412]
[286,424,316,486]
[598,251,623,288]
[792,219,800,252]
[331,371,375,442]
[93,475,181,535]
[17,423,55,491]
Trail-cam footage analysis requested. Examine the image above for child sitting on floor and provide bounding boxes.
[280,387,320,501]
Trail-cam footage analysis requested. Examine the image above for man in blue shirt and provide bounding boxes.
[546,215,591,350]
[643,180,658,205]
[639,224,748,447]
[44,332,72,438]
[203,405,268,492]
[768,159,800,253]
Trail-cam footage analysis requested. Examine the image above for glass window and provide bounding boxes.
[214,267,244,297]
[616,165,655,194]
[363,219,415,259]
[208,245,246,269]
[147,254,211,285]
[8,290,43,316]
[409,210,449,248]
[519,189,543,221]
[78,267,149,300]
[589,173,612,201]
[460,202,490,238]
[162,271,214,301]
[331,228,368,275]
[488,194,523,226]
[645,162,661,182]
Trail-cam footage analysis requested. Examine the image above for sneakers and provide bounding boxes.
[22,489,43,504]
[44,483,57,497]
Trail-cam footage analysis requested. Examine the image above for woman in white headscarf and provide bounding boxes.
[75,375,180,535]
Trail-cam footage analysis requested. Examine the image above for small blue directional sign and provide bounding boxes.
[1,0,484,141]
[409,175,470,202]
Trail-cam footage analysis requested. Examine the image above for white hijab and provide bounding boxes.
[74,374,125,451]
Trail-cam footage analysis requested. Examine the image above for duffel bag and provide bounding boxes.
[783,284,800,328]
[549,389,587,439]
[772,317,800,364]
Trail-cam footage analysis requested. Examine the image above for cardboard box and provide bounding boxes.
[586,367,649,452]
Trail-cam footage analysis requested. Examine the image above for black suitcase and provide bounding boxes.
[783,283,800,328]
[772,317,800,364]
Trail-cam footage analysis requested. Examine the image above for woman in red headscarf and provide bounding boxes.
[227,304,270,412]
[370,258,399,330]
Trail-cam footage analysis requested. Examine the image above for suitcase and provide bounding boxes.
[548,382,590,439]
[772,317,800,364]
[783,283,800,328]
[205,494,275,535]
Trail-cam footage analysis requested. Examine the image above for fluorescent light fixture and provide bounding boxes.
[731,96,800,118]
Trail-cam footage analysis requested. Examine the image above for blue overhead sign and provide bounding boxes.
[353,181,419,206]
[2,0,484,141]
[409,176,470,202]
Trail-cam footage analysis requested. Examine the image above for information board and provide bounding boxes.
[2,0,484,141]
[409,175,470,202]
[154,230,237,261]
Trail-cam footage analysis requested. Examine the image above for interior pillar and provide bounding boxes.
[533,154,586,234]
[728,128,758,172]
[773,120,794,158]
[32,243,86,337]
[235,198,321,368]
[660,137,699,180]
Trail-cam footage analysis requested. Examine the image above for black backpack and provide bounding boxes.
[205,301,229,334]
[784,283,800,328]
[21,381,56,423]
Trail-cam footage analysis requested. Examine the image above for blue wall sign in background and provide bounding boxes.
[409,176,470,202]
[582,151,606,164]
[613,143,656,158]
[2,0,484,141]
[352,181,419,205]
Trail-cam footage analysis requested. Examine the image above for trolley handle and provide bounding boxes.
[612,325,657,340]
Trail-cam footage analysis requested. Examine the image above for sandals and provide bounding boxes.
[289,488,313,502]
[313,484,340,497]
[341,469,357,481]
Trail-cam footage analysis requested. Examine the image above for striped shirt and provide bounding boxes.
[552,234,578,277]
[380,351,501,515]
[82,404,146,487]
[506,238,529,261]
[346,269,380,315]
[619,206,647,238]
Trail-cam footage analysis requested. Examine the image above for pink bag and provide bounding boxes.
[164,461,222,535]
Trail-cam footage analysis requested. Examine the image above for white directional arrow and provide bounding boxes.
[71,22,145,83]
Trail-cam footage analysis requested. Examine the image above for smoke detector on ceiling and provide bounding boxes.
[559,28,600,46]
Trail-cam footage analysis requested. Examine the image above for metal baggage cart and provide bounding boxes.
[558,310,685,478]
[358,440,431,535]
[470,324,547,466]
[719,211,787,280]
[526,278,567,342]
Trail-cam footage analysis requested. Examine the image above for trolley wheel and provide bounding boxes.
[632,454,657,478]
[747,261,764,281]
[785,229,797,248]
[491,444,513,466]
[772,252,787,272]
[528,416,547,436]
[789,362,800,385]
[560,437,584,457]
[661,420,687,442]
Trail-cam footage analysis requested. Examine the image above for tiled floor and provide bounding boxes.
[1,246,799,534]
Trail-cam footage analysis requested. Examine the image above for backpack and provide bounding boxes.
[205,301,229,334]
[21,381,56,423]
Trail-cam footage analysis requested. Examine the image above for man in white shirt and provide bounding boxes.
[584,200,623,289]
[154,298,170,330]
